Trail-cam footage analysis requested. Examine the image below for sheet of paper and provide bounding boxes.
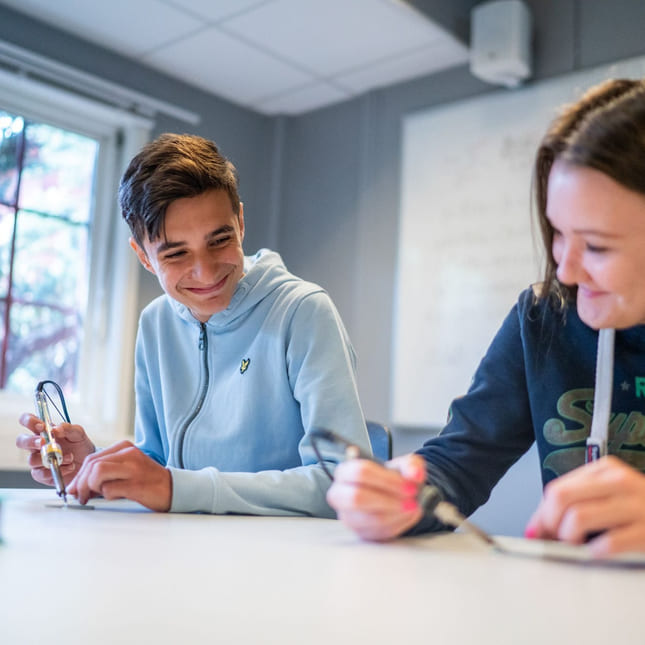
[44,498,149,513]
[494,536,645,567]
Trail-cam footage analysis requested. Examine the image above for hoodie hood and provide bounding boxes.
[169,248,301,329]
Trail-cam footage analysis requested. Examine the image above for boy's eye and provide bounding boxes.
[586,243,608,253]
[211,236,231,246]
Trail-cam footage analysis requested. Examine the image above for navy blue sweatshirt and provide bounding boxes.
[412,286,645,534]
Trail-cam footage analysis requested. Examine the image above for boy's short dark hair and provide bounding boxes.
[119,133,241,246]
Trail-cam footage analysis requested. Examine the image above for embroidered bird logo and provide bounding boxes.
[240,358,250,374]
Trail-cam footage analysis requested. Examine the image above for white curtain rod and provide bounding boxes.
[0,39,201,125]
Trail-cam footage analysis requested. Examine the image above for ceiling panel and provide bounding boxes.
[142,26,312,106]
[0,0,202,57]
[336,39,468,93]
[221,0,454,76]
[257,81,351,115]
[159,0,270,23]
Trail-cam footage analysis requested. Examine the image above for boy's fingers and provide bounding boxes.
[16,433,43,451]
[18,414,45,435]
[30,467,53,486]
[52,424,87,443]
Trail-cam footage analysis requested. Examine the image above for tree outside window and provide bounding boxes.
[0,109,98,397]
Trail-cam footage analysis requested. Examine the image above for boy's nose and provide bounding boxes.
[191,257,216,281]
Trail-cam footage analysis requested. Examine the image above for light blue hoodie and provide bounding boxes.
[134,249,369,516]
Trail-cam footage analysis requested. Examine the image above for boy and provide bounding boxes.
[17,133,369,516]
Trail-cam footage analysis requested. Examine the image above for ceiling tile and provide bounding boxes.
[160,0,270,23]
[221,0,455,76]
[335,38,468,93]
[142,26,313,106]
[0,0,202,57]
[256,81,350,116]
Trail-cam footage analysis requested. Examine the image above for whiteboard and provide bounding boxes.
[392,55,645,428]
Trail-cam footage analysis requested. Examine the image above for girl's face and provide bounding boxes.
[547,160,645,329]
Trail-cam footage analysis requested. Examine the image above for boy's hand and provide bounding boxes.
[16,413,96,486]
[67,441,172,512]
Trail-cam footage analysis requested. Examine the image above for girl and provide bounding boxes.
[328,78,645,557]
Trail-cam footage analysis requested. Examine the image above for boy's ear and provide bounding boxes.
[129,237,156,275]
[238,202,245,242]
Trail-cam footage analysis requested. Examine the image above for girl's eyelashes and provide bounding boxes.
[552,227,610,254]
[585,243,609,253]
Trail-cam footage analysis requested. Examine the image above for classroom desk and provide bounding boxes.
[1,489,644,645]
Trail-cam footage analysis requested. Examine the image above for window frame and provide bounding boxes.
[0,68,152,470]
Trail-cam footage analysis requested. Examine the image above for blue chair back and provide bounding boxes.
[366,421,392,461]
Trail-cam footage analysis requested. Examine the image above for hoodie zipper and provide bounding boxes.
[176,322,210,469]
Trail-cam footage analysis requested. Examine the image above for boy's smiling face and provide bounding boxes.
[131,189,245,322]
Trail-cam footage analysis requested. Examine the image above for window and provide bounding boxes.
[0,113,98,394]
[0,68,152,470]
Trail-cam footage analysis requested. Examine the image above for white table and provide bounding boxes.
[1,489,644,645]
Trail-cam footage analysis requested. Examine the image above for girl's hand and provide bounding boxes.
[525,456,645,557]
